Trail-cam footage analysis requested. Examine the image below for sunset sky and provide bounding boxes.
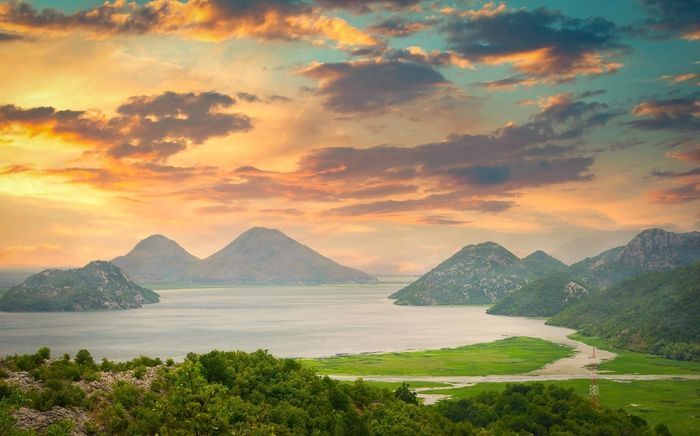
[0,0,698,273]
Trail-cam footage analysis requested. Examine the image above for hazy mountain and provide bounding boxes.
[0,261,159,312]
[390,242,533,305]
[552,230,641,264]
[521,250,568,276]
[570,228,700,289]
[487,273,590,317]
[111,234,200,283]
[548,263,700,360]
[185,227,376,285]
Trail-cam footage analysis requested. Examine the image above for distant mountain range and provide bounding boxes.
[489,228,700,316]
[390,242,566,305]
[113,227,376,285]
[0,261,159,312]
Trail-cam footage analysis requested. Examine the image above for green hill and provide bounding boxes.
[0,261,159,312]
[487,273,591,317]
[548,263,700,361]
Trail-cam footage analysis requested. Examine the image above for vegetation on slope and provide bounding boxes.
[487,272,591,317]
[303,337,573,376]
[424,379,695,436]
[0,347,662,435]
[0,261,159,312]
[548,263,700,361]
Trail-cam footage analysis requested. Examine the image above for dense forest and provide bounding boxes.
[0,347,669,435]
[549,263,700,361]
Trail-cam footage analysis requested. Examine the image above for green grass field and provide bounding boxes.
[337,380,451,390]
[422,379,700,435]
[571,334,700,375]
[302,336,574,376]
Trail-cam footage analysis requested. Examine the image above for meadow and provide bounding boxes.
[302,336,574,376]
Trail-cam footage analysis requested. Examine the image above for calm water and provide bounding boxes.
[0,278,576,361]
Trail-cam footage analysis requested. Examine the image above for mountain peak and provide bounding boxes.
[189,228,376,285]
[112,235,200,283]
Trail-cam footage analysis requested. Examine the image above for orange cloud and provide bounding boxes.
[0,0,377,47]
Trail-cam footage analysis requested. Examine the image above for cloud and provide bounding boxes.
[442,6,624,84]
[628,96,700,131]
[661,72,700,86]
[0,0,377,46]
[640,0,700,40]
[651,167,700,178]
[0,91,252,162]
[314,0,421,13]
[0,31,23,41]
[650,183,700,203]
[300,59,448,113]
[367,17,434,37]
[179,93,611,217]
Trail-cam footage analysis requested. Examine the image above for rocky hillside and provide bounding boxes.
[569,228,700,289]
[112,234,200,283]
[390,242,562,305]
[548,262,700,361]
[0,261,159,312]
[185,227,377,285]
[487,228,700,318]
[487,273,590,317]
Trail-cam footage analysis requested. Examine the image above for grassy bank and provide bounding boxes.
[571,334,700,375]
[422,379,700,435]
[302,336,573,376]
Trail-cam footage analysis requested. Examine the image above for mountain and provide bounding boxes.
[521,250,568,276]
[487,273,590,317]
[0,261,160,312]
[569,228,700,289]
[111,234,200,283]
[548,263,700,361]
[390,242,535,305]
[185,227,376,285]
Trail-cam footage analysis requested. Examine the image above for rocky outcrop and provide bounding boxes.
[12,406,91,435]
[0,261,159,312]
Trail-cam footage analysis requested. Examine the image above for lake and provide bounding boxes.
[0,278,577,361]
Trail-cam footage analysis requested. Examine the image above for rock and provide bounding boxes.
[12,406,91,435]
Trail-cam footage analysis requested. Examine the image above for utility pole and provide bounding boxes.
[589,347,599,407]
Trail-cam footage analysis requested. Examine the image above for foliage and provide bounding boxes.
[424,378,700,435]
[0,347,667,435]
[487,272,592,317]
[549,263,700,361]
[303,336,573,376]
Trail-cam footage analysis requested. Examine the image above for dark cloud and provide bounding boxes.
[0,31,24,41]
[301,60,447,113]
[0,0,376,45]
[651,167,700,178]
[368,17,434,37]
[419,215,470,225]
[651,183,700,203]
[0,91,252,162]
[314,0,421,13]
[442,7,624,83]
[640,0,700,40]
[328,193,514,216]
[179,93,609,216]
[628,96,700,131]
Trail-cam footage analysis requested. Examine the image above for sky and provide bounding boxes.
[0,0,698,273]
